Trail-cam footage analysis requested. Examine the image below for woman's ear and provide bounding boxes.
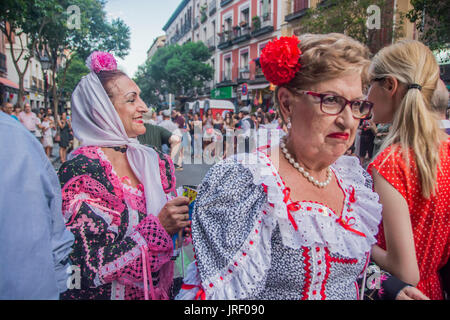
[277,87,292,121]
[383,76,399,97]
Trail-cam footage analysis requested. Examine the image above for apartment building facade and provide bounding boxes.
[213,0,283,109]
[4,31,54,109]
[162,0,283,109]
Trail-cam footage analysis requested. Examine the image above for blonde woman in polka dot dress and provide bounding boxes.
[367,40,449,300]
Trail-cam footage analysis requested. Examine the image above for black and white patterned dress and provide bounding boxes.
[176,150,382,300]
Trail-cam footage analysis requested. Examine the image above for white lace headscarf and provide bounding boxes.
[69,52,167,217]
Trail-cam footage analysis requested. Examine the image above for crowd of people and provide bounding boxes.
[0,33,449,301]
[0,102,74,163]
[137,105,289,170]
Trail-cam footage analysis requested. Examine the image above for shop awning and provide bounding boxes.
[247,83,269,90]
[0,77,20,90]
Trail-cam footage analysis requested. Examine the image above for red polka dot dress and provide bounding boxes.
[368,138,450,300]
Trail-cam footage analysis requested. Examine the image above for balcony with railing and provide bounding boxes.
[170,20,192,44]
[285,0,309,22]
[217,30,233,49]
[251,12,274,37]
[231,23,251,45]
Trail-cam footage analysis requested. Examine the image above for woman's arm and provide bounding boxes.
[371,169,420,286]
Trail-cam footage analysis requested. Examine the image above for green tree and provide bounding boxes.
[406,0,450,51]
[0,0,58,106]
[135,41,213,105]
[37,0,131,115]
[297,0,404,52]
[56,53,89,102]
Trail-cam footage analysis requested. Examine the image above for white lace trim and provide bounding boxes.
[176,201,275,300]
[178,151,382,300]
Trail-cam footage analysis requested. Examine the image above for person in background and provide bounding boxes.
[358,118,377,167]
[159,109,183,170]
[156,110,163,124]
[250,112,259,130]
[235,106,255,153]
[41,113,54,159]
[18,103,39,136]
[13,105,22,121]
[191,112,203,162]
[2,102,15,119]
[39,107,45,119]
[46,108,56,156]
[57,111,72,163]
[143,109,157,125]
[159,109,179,133]
[431,79,450,135]
[373,123,391,156]
[0,111,74,299]
[367,40,449,300]
[138,110,181,153]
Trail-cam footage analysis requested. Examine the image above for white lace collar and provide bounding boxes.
[235,150,382,258]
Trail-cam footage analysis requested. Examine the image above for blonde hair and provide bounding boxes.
[273,33,371,121]
[369,40,441,199]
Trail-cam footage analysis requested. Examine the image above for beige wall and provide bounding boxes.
[395,0,417,41]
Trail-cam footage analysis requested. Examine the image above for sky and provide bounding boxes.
[104,0,182,78]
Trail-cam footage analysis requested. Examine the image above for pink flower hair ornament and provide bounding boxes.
[86,51,118,73]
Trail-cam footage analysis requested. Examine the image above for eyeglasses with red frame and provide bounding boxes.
[293,90,373,119]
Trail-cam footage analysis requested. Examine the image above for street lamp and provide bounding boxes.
[39,52,51,110]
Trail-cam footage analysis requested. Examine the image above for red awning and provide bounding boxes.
[0,77,20,90]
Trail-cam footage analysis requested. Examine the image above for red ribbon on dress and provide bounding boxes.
[283,187,300,231]
[349,186,356,203]
[336,216,366,238]
[181,284,206,300]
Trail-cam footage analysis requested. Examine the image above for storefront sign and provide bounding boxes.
[211,86,233,99]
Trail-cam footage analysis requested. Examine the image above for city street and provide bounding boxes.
[175,163,212,189]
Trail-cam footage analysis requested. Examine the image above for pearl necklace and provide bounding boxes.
[280,138,332,188]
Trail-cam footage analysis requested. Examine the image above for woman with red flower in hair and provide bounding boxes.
[176,34,428,300]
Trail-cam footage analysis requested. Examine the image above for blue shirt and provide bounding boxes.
[0,112,74,299]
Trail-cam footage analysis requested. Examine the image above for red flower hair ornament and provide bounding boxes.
[260,35,302,86]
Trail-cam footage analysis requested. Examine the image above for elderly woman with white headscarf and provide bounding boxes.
[58,52,190,300]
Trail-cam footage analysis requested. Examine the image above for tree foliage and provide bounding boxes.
[297,0,404,52]
[406,0,450,51]
[134,41,214,105]
[56,53,89,102]
[1,0,131,111]
[0,0,59,105]
[38,0,130,114]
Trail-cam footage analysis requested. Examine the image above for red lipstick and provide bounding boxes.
[327,132,349,140]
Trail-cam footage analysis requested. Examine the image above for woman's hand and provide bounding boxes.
[396,286,430,300]
[157,196,190,236]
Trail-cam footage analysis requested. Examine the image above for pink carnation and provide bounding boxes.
[86,51,117,73]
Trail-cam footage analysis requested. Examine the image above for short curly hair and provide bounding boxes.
[273,33,371,110]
